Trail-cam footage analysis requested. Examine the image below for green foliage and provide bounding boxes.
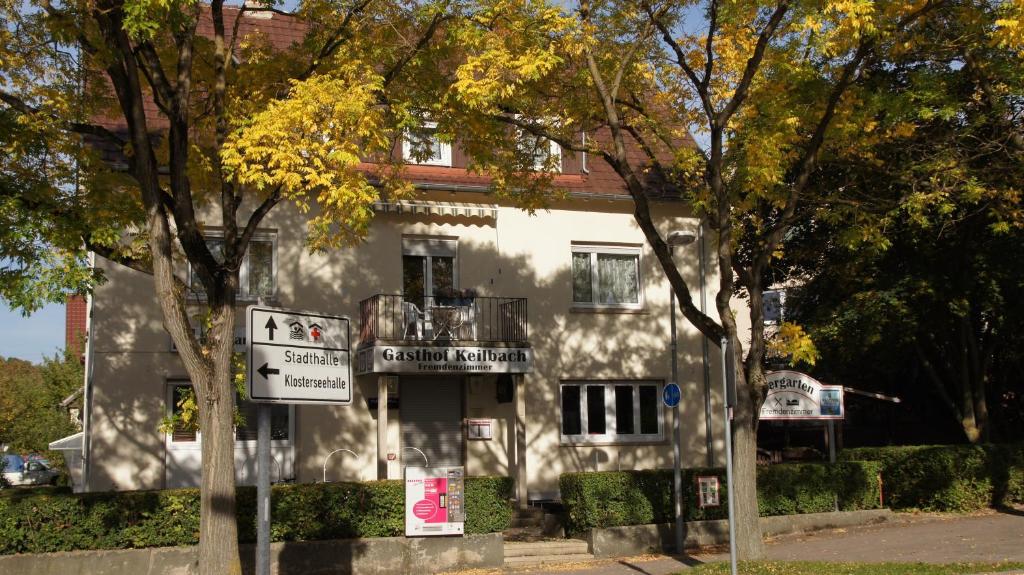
[463,476,514,534]
[560,469,675,534]
[0,348,83,455]
[688,561,1024,575]
[559,462,882,535]
[839,444,1024,511]
[0,477,512,554]
[757,462,883,517]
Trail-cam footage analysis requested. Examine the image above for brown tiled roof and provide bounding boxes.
[89,6,689,202]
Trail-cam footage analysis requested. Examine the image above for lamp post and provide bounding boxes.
[667,229,696,555]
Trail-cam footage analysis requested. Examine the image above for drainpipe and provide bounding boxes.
[699,222,714,467]
[81,252,96,492]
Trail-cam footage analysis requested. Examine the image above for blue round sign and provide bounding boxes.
[663,383,681,407]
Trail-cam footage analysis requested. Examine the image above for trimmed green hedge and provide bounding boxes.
[839,443,1024,512]
[559,462,883,535]
[0,477,513,555]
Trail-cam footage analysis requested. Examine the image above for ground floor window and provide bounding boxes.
[560,380,663,443]
[166,382,291,445]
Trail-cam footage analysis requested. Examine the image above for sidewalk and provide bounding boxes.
[443,507,1024,575]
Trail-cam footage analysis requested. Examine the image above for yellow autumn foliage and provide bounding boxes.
[221,62,411,251]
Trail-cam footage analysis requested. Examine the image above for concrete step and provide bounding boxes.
[504,540,590,557]
[514,507,546,518]
[511,516,544,528]
[504,553,595,566]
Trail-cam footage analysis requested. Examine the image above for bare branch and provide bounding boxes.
[716,2,790,127]
[238,186,283,251]
[132,42,175,114]
[85,239,153,276]
[295,0,375,82]
[704,0,717,90]
[644,3,714,120]
[382,10,447,88]
[0,89,128,148]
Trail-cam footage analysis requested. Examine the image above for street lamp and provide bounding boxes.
[667,228,696,555]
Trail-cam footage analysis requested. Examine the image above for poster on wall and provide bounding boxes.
[760,370,845,420]
[405,466,466,537]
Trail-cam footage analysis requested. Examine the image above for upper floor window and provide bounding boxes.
[518,132,561,172]
[560,380,663,443]
[402,121,452,167]
[402,237,457,309]
[189,233,277,301]
[571,244,642,309]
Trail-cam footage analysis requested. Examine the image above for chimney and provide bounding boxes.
[65,295,88,359]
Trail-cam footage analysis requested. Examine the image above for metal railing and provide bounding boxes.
[358,294,528,344]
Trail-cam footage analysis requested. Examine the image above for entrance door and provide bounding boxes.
[400,377,464,468]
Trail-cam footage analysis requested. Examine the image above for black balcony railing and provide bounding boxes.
[359,294,528,345]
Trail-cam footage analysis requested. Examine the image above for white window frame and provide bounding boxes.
[571,244,643,310]
[402,121,452,167]
[165,381,294,450]
[520,132,561,172]
[559,380,664,444]
[402,237,460,297]
[513,116,562,172]
[188,232,278,301]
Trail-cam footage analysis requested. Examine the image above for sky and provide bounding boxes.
[0,303,65,364]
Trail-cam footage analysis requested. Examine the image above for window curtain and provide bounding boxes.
[597,254,638,304]
[571,252,592,302]
[248,240,274,297]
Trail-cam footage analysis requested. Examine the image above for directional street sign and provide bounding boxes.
[246,306,352,405]
[663,382,681,407]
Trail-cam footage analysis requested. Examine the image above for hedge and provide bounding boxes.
[838,443,1024,512]
[559,461,883,535]
[0,476,513,555]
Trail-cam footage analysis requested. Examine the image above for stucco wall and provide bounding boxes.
[85,191,728,497]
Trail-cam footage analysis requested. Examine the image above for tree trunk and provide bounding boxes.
[194,302,242,575]
[731,347,765,559]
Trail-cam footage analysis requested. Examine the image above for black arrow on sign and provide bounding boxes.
[257,363,279,379]
[265,316,277,341]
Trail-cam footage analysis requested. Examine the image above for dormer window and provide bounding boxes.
[518,131,561,172]
[402,121,452,167]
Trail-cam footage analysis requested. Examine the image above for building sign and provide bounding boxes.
[697,476,721,508]
[246,305,352,405]
[355,345,532,375]
[405,466,465,537]
[760,370,844,420]
[466,419,493,440]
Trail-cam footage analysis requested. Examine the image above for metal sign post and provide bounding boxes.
[246,305,353,575]
[721,336,738,575]
[663,382,683,554]
[256,403,270,575]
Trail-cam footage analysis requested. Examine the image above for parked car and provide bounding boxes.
[2,454,60,487]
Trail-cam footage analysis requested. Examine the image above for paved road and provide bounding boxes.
[448,508,1024,575]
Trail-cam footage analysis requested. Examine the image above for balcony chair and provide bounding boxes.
[402,302,431,340]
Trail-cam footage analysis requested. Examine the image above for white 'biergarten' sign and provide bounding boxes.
[760,370,844,420]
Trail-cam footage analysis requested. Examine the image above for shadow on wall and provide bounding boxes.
[89,202,715,497]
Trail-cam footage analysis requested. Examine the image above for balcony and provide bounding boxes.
[358,294,528,346]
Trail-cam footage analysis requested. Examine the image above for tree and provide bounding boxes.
[0,349,83,455]
[781,0,1024,444]
[1,1,451,572]
[444,0,968,558]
